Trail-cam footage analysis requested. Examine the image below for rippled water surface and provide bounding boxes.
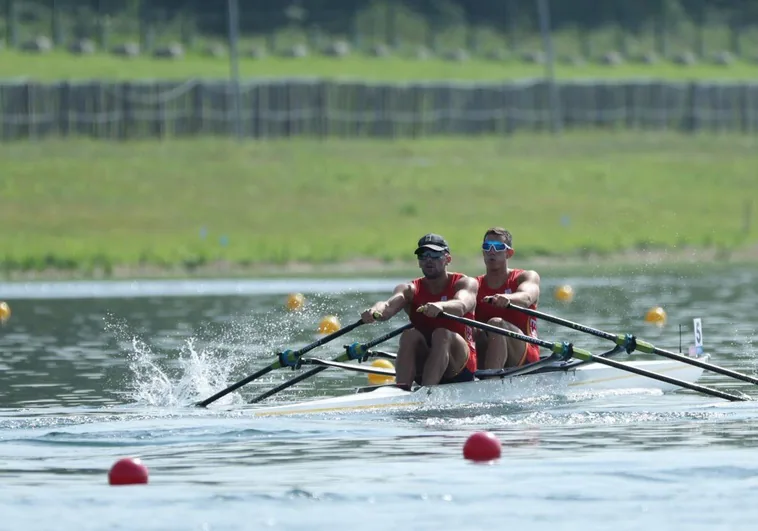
[1,266,757,530]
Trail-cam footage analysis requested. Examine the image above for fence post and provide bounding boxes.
[227,0,243,140]
[536,0,561,134]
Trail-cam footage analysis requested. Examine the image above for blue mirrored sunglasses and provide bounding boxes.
[416,250,445,260]
[482,240,511,252]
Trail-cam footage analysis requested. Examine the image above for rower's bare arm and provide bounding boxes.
[441,276,479,316]
[364,283,413,322]
[510,270,541,307]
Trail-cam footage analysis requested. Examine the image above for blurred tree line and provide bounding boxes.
[6,0,758,34]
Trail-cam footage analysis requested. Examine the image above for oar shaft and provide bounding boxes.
[361,323,413,349]
[439,312,555,350]
[248,323,410,405]
[572,351,748,402]
[302,358,396,376]
[196,318,365,407]
[294,318,365,357]
[641,341,758,386]
[249,366,327,404]
[511,304,758,387]
[196,365,274,407]
[510,304,618,342]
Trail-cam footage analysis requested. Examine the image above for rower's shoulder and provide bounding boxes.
[515,268,541,284]
[450,272,480,290]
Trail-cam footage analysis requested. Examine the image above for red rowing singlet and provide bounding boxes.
[408,272,477,373]
[476,270,540,364]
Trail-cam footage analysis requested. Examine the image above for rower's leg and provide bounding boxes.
[484,317,528,368]
[396,328,428,390]
[474,329,488,370]
[422,328,469,386]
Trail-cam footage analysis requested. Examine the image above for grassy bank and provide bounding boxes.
[1,132,756,278]
[1,50,758,82]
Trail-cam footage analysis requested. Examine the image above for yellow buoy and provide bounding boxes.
[286,293,305,312]
[0,301,10,324]
[317,315,341,335]
[555,285,574,303]
[367,359,395,386]
[645,306,667,327]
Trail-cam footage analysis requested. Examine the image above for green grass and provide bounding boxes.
[0,132,756,276]
[1,50,758,82]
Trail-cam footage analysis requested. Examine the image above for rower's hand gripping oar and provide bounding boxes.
[195,318,366,408]
[437,311,583,362]
[247,322,412,404]
[438,312,749,402]
[509,304,758,388]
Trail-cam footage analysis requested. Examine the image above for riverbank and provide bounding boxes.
[1,133,755,280]
[2,244,757,283]
[2,50,758,82]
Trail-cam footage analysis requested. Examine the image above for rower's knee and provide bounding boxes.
[487,317,506,328]
[401,328,424,342]
[430,327,455,345]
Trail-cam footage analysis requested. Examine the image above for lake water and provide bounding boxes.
[1,266,757,531]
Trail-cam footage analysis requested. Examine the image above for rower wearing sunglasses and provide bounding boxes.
[360,233,478,390]
[475,227,542,370]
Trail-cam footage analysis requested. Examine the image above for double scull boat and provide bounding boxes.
[248,353,710,417]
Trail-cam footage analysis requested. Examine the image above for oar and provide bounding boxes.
[438,312,749,402]
[195,318,365,407]
[509,304,758,387]
[300,357,396,376]
[474,344,625,380]
[247,323,412,404]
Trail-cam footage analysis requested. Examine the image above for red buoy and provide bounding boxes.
[108,457,149,485]
[463,431,502,462]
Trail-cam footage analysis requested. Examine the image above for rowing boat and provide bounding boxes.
[247,354,710,417]
[197,310,752,413]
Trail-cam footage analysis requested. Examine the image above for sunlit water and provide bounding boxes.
[1,266,757,530]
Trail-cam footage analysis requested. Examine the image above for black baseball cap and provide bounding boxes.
[415,233,450,254]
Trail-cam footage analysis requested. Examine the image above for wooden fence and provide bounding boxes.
[1,79,757,140]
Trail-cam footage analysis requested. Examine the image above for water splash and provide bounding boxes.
[101,296,359,409]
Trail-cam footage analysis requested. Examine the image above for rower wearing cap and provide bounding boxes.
[361,233,478,389]
[475,227,542,370]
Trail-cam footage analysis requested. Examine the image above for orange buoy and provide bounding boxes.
[286,293,305,312]
[554,285,574,302]
[0,302,10,324]
[317,315,341,335]
[645,306,667,327]
[367,359,395,386]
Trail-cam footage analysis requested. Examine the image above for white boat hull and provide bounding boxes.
[246,355,709,417]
